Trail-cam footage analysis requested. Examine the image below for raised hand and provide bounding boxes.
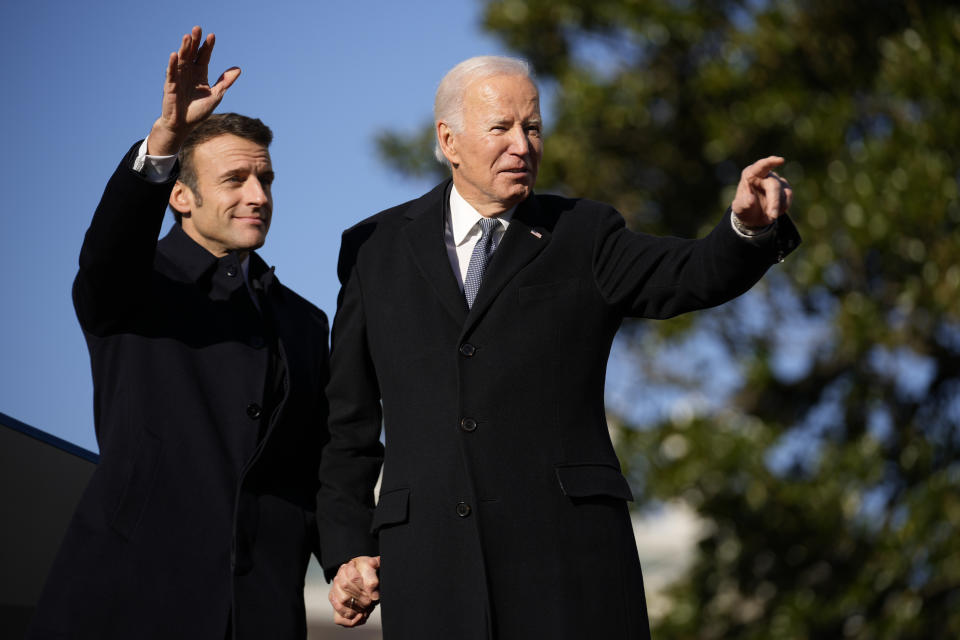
[731,156,794,228]
[147,26,241,156]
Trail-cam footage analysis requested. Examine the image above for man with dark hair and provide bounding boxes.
[171,113,274,224]
[318,56,800,638]
[29,27,329,640]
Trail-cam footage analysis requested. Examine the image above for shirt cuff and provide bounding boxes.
[730,213,776,238]
[132,136,178,183]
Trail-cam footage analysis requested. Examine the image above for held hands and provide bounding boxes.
[147,26,241,156]
[731,156,794,228]
[329,556,381,627]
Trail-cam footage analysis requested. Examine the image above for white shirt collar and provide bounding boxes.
[449,184,516,246]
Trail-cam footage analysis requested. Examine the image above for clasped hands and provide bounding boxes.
[329,555,381,627]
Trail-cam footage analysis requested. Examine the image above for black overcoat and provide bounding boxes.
[30,143,330,639]
[317,180,799,639]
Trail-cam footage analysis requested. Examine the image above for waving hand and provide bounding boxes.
[147,26,241,156]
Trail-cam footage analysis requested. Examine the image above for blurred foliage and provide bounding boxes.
[376,0,960,637]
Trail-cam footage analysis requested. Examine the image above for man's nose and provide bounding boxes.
[245,177,268,206]
[507,126,530,156]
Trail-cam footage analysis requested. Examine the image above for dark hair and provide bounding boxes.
[171,113,273,223]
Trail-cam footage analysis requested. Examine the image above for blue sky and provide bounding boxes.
[0,0,510,452]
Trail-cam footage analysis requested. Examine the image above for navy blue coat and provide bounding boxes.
[30,143,330,639]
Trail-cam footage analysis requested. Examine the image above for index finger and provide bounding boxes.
[742,156,785,180]
[164,51,177,84]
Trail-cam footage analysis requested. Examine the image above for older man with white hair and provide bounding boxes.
[317,55,800,639]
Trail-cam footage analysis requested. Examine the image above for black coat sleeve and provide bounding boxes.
[315,228,385,577]
[593,206,800,319]
[73,141,178,335]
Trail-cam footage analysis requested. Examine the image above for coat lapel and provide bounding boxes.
[461,194,552,338]
[403,181,470,327]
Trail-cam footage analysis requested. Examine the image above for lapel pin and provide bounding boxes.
[530,230,542,239]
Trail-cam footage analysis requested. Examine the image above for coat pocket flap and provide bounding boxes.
[555,464,634,501]
[370,488,410,533]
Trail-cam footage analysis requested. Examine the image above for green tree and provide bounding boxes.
[378,1,960,637]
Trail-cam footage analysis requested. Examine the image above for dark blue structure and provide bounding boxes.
[0,412,97,638]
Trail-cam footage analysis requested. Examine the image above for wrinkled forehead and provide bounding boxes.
[194,134,272,171]
[466,74,541,113]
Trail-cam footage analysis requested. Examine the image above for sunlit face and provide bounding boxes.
[172,134,274,258]
[438,74,542,216]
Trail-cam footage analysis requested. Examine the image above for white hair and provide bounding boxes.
[433,55,536,164]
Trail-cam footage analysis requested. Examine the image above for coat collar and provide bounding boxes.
[157,223,220,282]
[401,180,552,333]
[157,224,276,295]
[402,180,469,326]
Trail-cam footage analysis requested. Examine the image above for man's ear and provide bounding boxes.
[437,122,459,167]
[169,181,193,216]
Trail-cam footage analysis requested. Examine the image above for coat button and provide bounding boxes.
[459,343,476,357]
[246,403,262,420]
[226,265,238,277]
[460,418,477,432]
[456,502,472,518]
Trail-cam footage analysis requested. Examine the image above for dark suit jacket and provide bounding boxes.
[29,143,330,640]
[317,179,799,639]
